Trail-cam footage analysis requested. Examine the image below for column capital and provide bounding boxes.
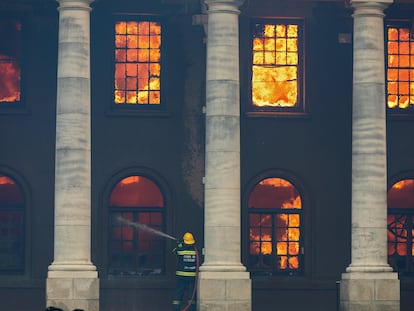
[57,0,94,11]
[204,0,245,10]
[351,0,393,11]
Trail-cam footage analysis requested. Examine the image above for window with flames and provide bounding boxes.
[114,19,161,107]
[0,175,25,274]
[0,19,21,106]
[250,20,303,114]
[108,175,165,276]
[248,177,303,275]
[386,22,414,113]
[387,179,414,276]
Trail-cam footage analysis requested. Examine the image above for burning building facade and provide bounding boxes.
[0,0,414,310]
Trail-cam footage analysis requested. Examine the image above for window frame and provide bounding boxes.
[243,171,307,278]
[109,15,167,116]
[101,168,174,283]
[246,18,306,117]
[385,19,414,117]
[387,174,414,277]
[0,169,30,277]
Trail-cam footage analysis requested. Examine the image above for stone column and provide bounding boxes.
[198,0,251,310]
[46,1,99,310]
[340,1,399,310]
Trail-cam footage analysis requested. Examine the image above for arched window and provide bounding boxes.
[108,175,165,276]
[248,177,303,276]
[0,174,25,273]
[387,179,414,275]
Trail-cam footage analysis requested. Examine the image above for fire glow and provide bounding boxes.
[0,19,21,103]
[387,179,414,257]
[114,21,161,105]
[249,178,302,271]
[387,26,414,109]
[252,23,298,108]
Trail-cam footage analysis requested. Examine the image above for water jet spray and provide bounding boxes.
[117,216,177,241]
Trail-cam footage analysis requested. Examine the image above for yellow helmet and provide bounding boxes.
[183,232,195,245]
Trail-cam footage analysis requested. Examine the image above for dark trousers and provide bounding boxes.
[172,276,196,311]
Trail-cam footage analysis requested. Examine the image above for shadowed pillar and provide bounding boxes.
[46,1,99,310]
[198,0,251,310]
[340,1,399,310]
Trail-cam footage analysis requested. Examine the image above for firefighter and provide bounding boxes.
[172,232,198,311]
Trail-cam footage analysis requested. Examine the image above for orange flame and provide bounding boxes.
[387,27,414,109]
[249,213,300,270]
[114,21,161,105]
[0,58,21,102]
[252,23,298,108]
[0,19,21,103]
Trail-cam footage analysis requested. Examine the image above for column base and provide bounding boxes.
[197,270,251,311]
[339,271,400,311]
[46,265,99,311]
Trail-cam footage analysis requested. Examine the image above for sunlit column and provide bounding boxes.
[202,0,245,274]
[46,1,99,310]
[198,0,251,310]
[348,0,392,274]
[340,1,399,310]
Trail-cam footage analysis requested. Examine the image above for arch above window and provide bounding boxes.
[110,175,164,207]
[388,179,414,209]
[248,177,302,209]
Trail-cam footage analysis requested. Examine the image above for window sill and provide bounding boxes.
[245,111,310,119]
[0,107,31,115]
[106,109,171,118]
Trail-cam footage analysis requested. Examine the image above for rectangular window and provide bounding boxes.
[113,19,162,110]
[386,22,414,114]
[0,18,22,106]
[250,20,304,115]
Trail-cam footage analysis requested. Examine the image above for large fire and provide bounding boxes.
[387,26,414,109]
[0,20,21,103]
[252,23,298,108]
[249,178,301,270]
[114,21,161,105]
[387,179,414,257]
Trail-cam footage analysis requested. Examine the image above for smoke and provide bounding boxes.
[117,216,177,241]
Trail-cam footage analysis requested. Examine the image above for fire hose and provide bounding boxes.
[181,246,200,311]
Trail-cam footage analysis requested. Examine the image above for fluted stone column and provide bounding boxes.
[46,1,99,310]
[340,1,399,310]
[198,0,251,310]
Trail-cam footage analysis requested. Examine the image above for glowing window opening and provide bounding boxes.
[387,179,414,275]
[114,20,161,106]
[0,19,21,104]
[248,177,302,275]
[0,174,25,273]
[251,20,303,113]
[108,175,165,276]
[386,23,414,112]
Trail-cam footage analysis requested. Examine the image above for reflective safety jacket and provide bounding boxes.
[174,242,197,277]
